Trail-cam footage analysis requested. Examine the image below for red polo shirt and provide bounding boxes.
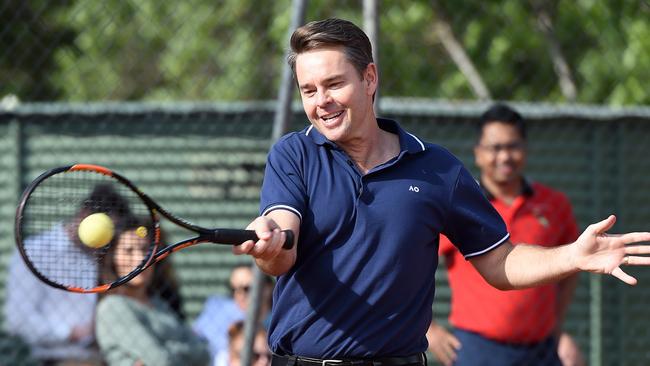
[439,180,578,344]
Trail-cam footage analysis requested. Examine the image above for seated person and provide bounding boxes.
[227,321,271,366]
[4,184,130,365]
[95,219,210,366]
[5,249,97,363]
[194,264,274,365]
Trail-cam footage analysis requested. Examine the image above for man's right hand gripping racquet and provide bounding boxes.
[14,164,294,293]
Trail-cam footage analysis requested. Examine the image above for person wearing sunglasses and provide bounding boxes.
[195,264,274,366]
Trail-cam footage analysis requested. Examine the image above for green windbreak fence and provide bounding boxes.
[1,100,650,365]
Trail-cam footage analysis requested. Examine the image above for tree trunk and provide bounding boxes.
[530,0,577,101]
[431,0,491,100]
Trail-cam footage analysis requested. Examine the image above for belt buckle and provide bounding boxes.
[321,359,344,366]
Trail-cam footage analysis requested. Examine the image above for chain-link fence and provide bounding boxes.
[1,1,650,366]
[1,102,650,366]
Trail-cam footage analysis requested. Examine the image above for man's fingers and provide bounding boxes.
[617,232,650,245]
[443,341,459,366]
[432,347,452,366]
[622,255,650,265]
[232,240,255,255]
[590,215,616,234]
[247,216,279,239]
[262,231,284,259]
[255,229,274,241]
[625,244,650,255]
[611,267,637,285]
[440,355,452,366]
[246,229,284,259]
[270,228,282,247]
[450,335,462,350]
[435,335,459,366]
[443,344,457,365]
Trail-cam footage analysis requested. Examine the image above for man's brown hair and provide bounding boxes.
[288,18,374,79]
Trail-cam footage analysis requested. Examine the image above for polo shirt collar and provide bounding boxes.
[304,118,426,154]
[480,177,535,200]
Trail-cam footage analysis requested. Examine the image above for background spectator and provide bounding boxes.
[428,104,584,366]
[194,264,274,366]
[5,184,131,365]
[95,220,210,366]
[227,320,271,366]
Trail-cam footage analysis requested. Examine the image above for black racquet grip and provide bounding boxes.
[214,229,294,249]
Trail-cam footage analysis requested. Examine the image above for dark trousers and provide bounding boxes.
[452,329,561,366]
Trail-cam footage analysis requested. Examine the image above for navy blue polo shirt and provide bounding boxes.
[260,118,508,358]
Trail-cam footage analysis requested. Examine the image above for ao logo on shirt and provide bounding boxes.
[409,185,420,193]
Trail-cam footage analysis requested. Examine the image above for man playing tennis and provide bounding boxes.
[234,18,650,366]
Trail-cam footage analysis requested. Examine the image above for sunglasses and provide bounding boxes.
[230,285,251,295]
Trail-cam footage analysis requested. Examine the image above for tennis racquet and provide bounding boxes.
[15,164,294,293]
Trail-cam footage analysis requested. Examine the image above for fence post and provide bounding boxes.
[242,1,307,365]
[363,0,380,115]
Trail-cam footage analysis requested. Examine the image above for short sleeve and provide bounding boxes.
[260,138,308,221]
[442,167,509,258]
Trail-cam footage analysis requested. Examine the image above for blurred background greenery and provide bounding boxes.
[2,0,649,104]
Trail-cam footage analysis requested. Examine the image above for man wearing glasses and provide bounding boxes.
[428,104,585,366]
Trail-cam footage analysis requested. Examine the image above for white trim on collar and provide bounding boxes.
[406,132,426,151]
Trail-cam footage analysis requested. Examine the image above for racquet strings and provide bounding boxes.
[19,169,154,290]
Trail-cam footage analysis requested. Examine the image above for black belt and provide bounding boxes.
[271,353,425,366]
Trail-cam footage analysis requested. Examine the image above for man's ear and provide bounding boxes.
[364,63,378,95]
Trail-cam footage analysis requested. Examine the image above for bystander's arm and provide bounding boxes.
[555,271,584,366]
[555,273,578,335]
[427,320,460,366]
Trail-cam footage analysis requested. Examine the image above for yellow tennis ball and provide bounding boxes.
[135,226,148,238]
[78,213,115,248]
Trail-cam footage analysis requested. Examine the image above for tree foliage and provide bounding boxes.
[0,0,74,100]
[1,0,649,105]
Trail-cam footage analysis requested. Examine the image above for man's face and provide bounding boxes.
[474,121,527,185]
[295,47,377,145]
[230,267,253,310]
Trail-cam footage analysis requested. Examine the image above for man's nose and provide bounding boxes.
[495,148,515,162]
[316,90,331,107]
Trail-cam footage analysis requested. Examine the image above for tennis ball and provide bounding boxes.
[78,213,115,248]
[135,226,148,238]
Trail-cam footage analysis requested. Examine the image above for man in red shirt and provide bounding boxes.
[428,104,585,366]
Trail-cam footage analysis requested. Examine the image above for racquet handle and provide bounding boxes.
[212,229,294,249]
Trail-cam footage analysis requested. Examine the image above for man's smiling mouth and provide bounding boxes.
[321,111,343,121]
